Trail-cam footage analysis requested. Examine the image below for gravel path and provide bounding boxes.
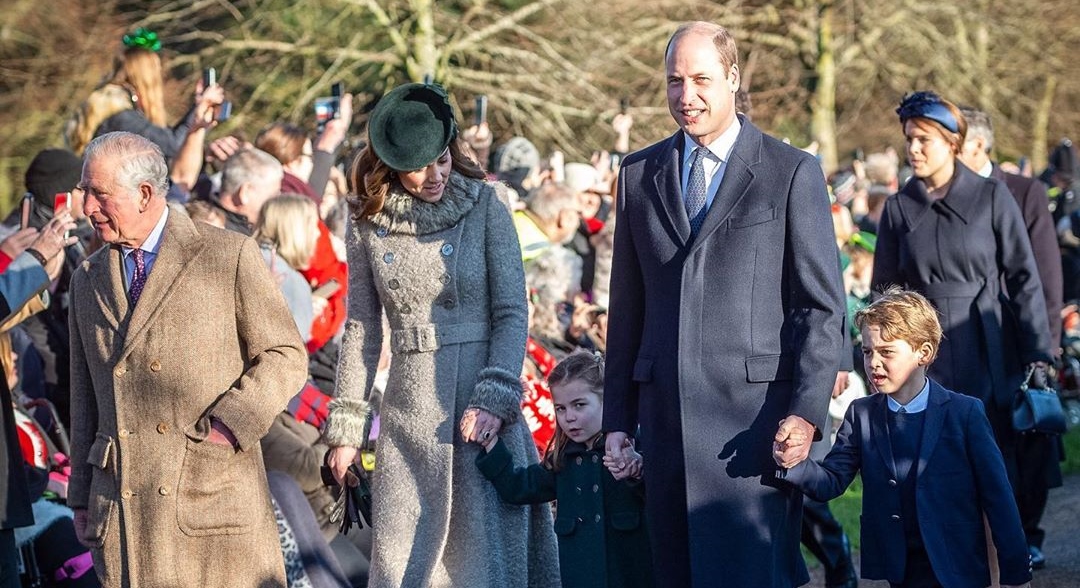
[807,473,1080,587]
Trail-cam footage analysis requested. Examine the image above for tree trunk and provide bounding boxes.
[1032,75,1058,173]
[812,0,838,174]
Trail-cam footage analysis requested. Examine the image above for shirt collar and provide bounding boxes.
[887,377,930,413]
[122,206,169,257]
[682,117,742,166]
[976,160,993,178]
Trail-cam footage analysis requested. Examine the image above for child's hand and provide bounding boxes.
[604,437,642,480]
[773,415,813,469]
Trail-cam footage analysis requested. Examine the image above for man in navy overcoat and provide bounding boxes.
[603,21,846,587]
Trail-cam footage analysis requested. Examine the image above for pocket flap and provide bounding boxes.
[553,517,578,536]
[631,357,653,383]
[728,207,777,229]
[87,433,113,470]
[610,511,641,531]
[745,354,794,382]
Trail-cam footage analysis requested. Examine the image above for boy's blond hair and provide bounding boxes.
[855,287,943,362]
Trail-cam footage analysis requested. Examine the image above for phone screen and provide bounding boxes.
[20,194,32,229]
[475,96,488,126]
[203,67,217,88]
[54,192,70,214]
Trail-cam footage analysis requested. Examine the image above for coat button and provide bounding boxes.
[592,484,599,493]
[376,227,388,237]
[157,423,170,434]
[891,514,901,521]
[888,479,897,487]
[442,298,456,309]
[383,252,395,264]
[400,304,412,315]
[592,455,599,463]
[388,279,400,290]
[595,514,602,523]
[118,429,130,439]
[575,456,582,465]
[575,486,582,495]
[441,243,454,256]
[149,360,161,372]
[158,486,170,496]
[440,273,451,285]
[121,489,133,500]
[115,365,126,377]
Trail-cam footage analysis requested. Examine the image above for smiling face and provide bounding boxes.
[904,119,956,190]
[396,148,452,203]
[861,324,932,404]
[79,153,159,248]
[551,379,603,444]
[666,30,740,147]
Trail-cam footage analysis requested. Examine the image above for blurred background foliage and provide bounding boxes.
[2,0,1079,213]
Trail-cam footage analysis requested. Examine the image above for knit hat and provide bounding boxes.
[494,137,540,177]
[563,162,608,195]
[25,149,83,207]
[1049,139,1077,180]
[368,83,457,172]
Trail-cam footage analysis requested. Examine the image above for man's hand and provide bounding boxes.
[773,414,815,469]
[1,227,38,260]
[73,507,93,548]
[29,211,78,280]
[207,417,238,449]
[603,436,642,480]
[832,371,849,399]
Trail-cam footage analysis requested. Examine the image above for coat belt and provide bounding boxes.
[390,322,490,353]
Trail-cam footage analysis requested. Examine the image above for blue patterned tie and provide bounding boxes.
[686,147,708,235]
[130,249,147,305]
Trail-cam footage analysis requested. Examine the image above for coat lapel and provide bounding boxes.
[869,394,899,479]
[119,206,207,361]
[82,245,128,333]
[915,381,949,478]
[650,133,691,246]
[689,116,759,252]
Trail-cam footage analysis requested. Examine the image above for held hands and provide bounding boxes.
[773,414,815,469]
[603,435,642,480]
[459,407,503,452]
[327,445,360,486]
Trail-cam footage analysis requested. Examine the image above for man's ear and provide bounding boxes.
[138,182,155,212]
[235,183,250,206]
[918,342,935,365]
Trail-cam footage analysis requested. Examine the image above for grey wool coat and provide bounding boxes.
[323,172,560,588]
[67,206,310,587]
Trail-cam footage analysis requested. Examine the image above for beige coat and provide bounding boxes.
[324,173,560,587]
[67,206,308,587]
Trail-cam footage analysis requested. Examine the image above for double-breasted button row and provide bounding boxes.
[442,298,456,310]
[376,227,388,237]
[150,360,161,372]
[383,252,395,264]
[441,243,454,256]
[115,365,127,377]
[156,423,170,434]
[388,279,400,290]
[118,429,130,439]
[158,486,170,496]
[121,489,133,500]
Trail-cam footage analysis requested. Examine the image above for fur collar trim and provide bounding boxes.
[371,172,483,235]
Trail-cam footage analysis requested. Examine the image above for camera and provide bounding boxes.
[315,82,343,133]
[202,67,217,88]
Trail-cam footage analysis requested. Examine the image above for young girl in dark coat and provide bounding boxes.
[474,352,653,588]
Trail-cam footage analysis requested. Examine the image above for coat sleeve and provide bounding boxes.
[0,252,50,323]
[776,401,863,502]
[467,191,529,424]
[870,199,903,295]
[963,399,1032,585]
[784,155,847,436]
[991,184,1053,363]
[323,217,382,448]
[602,165,646,435]
[66,270,98,510]
[1017,178,1063,350]
[207,237,309,451]
[476,438,557,505]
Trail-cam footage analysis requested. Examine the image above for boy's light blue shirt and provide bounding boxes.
[886,377,930,413]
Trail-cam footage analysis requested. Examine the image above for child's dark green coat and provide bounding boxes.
[477,436,653,588]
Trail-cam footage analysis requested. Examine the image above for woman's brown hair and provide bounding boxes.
[347,136,485,221]
[255,122,308,166]
[110,47,166,126]
[541,351,605,472]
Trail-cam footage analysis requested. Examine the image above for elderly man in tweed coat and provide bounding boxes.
[67,132,308,587]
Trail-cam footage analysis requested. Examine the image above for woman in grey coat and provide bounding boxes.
[323,82,559,588]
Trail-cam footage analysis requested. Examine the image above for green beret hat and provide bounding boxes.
[368,82,458,172]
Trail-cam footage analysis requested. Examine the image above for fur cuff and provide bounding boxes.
[468,367,523,424]
[321,397,371,447]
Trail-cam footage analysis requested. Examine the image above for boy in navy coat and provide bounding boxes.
[774,287,1031,588]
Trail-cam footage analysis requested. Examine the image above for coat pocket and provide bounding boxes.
[609,511,641,531]
[745,354,794,382]
[553,517,578,537]
[83,433,117,548]
[176,437,257,536]
[728,207,777,229]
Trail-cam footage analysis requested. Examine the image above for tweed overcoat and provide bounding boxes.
[603,118,847,588]
[67,206,309,587]
[323,172,560,588]
[871,164,1053,482]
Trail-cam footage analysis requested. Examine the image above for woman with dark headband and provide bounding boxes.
[871,91,1055,574]
[322,82,558,587]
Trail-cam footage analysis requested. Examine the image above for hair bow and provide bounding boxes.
[122,28,161,52]
[896,91,958,133]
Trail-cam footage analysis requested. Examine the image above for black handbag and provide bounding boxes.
[1012,365,1067,435]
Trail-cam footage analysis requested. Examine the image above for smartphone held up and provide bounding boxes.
[54,192,71,239]
[315,82,344,133]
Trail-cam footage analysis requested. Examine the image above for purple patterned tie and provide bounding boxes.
[686,147,708,236]
[129,248,147,305]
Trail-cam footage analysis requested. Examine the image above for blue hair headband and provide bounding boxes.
[896,91,959,133]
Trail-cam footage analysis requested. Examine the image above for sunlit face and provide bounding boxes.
[289,139,315,182]
[79,155,154,247]
[666,31,740,147]
[552,379,603,444]
[904,119,956,188]
[397,149,452,203]
[861,325,931,401]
